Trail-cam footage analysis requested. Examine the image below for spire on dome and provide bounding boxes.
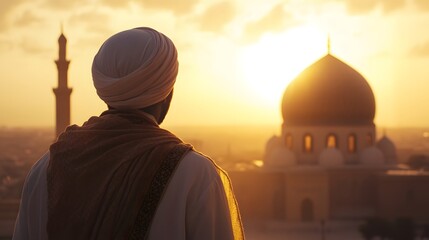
[327,34,331,54]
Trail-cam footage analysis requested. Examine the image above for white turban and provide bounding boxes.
[92,27,178,110]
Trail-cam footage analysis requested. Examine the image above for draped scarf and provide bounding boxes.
[47,110,191,239]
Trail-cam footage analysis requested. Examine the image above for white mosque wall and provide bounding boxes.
[281,125,376,165]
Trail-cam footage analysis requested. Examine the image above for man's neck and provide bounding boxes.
[140,111,158,125]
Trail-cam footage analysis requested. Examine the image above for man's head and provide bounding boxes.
[92,27,178,123]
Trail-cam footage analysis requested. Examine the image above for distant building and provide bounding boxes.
[229,49,429,222]
[53,29,72,139]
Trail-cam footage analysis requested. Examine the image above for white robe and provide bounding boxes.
[13,151,236,240]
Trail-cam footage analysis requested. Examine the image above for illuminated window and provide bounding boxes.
[366,133,373,146]
[285,134,293,150]
[326,134,337,148]
[303,134,313,153]
[348,134,357,153]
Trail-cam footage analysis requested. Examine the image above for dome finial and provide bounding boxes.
[327,34,331,54]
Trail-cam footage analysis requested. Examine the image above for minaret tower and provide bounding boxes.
[53,27,72,138]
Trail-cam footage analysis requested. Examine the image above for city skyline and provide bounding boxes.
[1,0,429,128]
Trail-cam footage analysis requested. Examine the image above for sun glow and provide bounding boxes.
[238,25,327,106]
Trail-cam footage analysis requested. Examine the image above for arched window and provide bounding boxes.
[348,134,357,153]
[326,134,338,148]
[285,133,293,150]
[366,133,373,146]
[301,198,314,222]
[303,134,313,153]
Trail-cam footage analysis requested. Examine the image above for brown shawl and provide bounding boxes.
[47,110,191,239]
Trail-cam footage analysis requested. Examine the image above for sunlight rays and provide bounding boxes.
[237,25,327,106]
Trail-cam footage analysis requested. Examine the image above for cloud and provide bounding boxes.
[99,0,132,8]
[0,39,13,51]
[342,0,405,14]
[414,0,429,11]
[13,10,44,27]
[42,0,85,10]
[0,0,26,31]
[410,41,429,57]
[196,1,236,33]
[141,0,199,16]
[18,37,50,55]
[68,10,111,34]
[243,4,296,43]
[380,0,406,12]
[67,10,113,50]
[343,0,378,14]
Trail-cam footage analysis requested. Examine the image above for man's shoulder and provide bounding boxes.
[27,152,50,179]
[176,150,221,183]
[182,150,218,170]
[182,151,212,163]
[19,152,49,205]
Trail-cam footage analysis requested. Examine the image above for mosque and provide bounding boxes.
[228,47,429,223]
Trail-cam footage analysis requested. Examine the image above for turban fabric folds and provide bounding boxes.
[92,27,178,110]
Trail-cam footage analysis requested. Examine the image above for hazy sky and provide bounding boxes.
[1,0,429,128]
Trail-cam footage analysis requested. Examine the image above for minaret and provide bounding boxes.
[53,28,72,138]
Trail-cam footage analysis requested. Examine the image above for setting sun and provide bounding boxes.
[238,25,327,107]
